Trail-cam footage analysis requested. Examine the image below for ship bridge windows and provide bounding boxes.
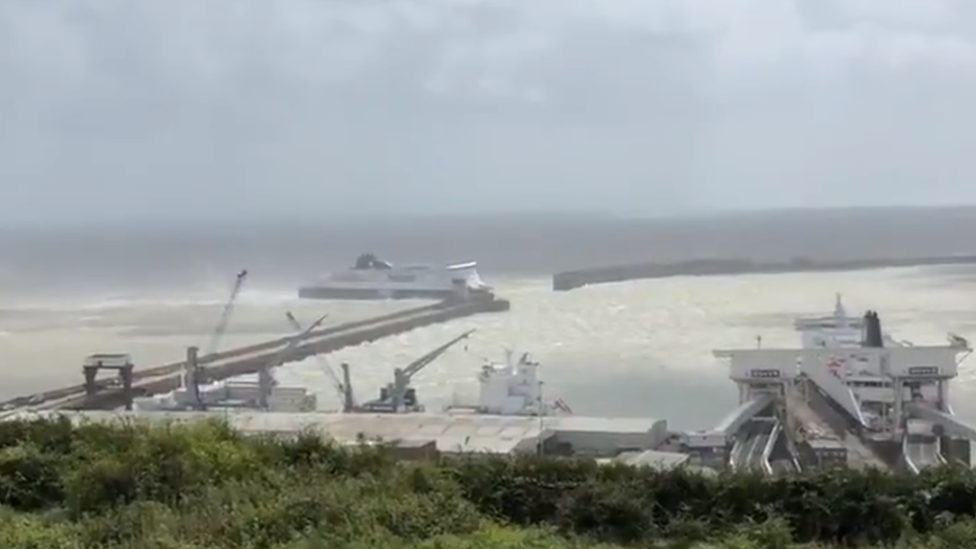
[388,274,417,283]
[795,320,864,331]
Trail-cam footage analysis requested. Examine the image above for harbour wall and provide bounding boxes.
[1,296,510,412]
[552,254,976,291]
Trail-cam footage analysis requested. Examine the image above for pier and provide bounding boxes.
[684,309,976,474]
[552,254,976,291]
[4,287,975,474]
[0,296,510,413]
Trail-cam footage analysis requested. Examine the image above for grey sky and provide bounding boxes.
[2,0,976,225]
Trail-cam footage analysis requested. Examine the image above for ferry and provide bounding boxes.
[793,294,969,437]
[298,253,492,301]
[794,294,913,350]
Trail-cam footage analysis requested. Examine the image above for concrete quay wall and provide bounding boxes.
[3,297,510,412]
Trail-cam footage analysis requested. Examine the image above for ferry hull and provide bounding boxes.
[298,287,462,301]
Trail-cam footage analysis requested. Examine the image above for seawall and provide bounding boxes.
[1,296,510,412]
[552,254,976,291]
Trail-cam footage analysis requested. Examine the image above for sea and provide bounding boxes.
[1,209,975,431]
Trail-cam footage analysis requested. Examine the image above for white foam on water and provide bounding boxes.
[2,268,975,429]
[8,285,298,313]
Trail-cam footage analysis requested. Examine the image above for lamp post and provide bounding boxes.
[536,380,545,456]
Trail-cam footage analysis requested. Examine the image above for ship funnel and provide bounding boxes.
[861,310,884,348]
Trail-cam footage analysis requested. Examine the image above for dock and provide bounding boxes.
[787,384,887,470]
[695,309,976,474]
[0,410,672,459]
[551,254,976,291]
[0,296,510,413]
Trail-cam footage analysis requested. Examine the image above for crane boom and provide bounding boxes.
[401,328,476,379]
[189,268,248,409]
[250,312,328,411]
[271,312,329,366]
[285,311,346,403]
[203,269,248,357]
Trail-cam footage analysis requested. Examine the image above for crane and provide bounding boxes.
[254,311,330,410]
[285,311,347,408]
[203,269,249,358]
[186,269,248,410]
[357,328,476,413]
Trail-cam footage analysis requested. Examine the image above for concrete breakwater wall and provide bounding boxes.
[2,296,511,412]
[552,254,976,291]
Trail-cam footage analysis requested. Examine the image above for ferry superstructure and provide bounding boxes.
[683,297,974,475]
[299,253,491,301]
[793,295,947,436]
[794,294,911,350]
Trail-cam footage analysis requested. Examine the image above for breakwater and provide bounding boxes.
[1,296,510,412]
[552,255,976,291]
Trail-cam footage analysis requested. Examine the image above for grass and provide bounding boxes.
[0,416,976,548]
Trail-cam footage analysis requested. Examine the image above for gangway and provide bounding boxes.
[712,393,775,439]
[729,418,776,473]
[907,403,976,442]
[903,433,945,474]
[711,347,800,471]
[761,420,802,473]
[798,350,868,429]
[762,421,785,474]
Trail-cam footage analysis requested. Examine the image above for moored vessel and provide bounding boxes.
[299,253,491,301]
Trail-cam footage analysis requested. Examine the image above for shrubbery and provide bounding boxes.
[0,417,975,548]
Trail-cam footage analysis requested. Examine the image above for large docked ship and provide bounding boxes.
[298,253,492,301]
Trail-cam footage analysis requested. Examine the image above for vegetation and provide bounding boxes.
[1,417,976,548]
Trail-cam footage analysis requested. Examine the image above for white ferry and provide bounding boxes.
[792,294,969,436]
[298,253,492,301]
[794,294,913,351]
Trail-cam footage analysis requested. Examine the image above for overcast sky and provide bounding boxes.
[2,0,976,225]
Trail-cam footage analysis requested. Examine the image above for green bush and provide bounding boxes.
[0,417,974,548]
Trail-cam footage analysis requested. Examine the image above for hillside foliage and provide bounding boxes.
[0,417,975,548]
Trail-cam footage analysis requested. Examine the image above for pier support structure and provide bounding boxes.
[83,354,135,411]
[878,346,960,441]
[683,350,801,470]
[184,346,205,410]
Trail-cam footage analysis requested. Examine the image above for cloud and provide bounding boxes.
[6,0,973,108]
[1,0,976,224]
